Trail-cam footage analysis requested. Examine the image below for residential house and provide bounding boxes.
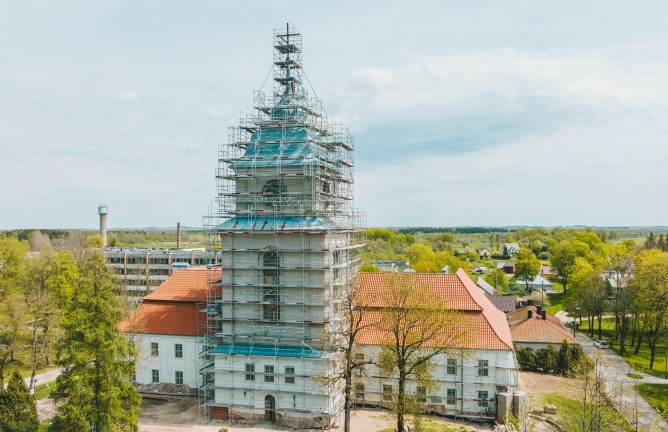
[502,243,520,257]
[507,305,576,350]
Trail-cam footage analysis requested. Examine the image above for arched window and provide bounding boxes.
[262,180,287,195]
[262,252,280,321]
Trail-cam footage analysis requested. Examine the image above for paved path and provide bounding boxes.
[24,368,62,392]
[555,311,668,431]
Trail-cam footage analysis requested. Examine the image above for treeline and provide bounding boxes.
[397,226,518,234]
[515,341,591,376]
[0,234,140,430]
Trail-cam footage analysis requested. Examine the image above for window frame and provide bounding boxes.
[477,359,489,377]
[285,366,295,384]
[264,365,275,383]
[245,363,255,381]
[446,388,457,405]
[151,369,160,383]
[175,343,183,359]
[175,371,183,385]
[150,342,159,357]
[478,390,489,407]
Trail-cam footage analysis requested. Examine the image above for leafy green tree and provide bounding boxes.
[630,249,668,369]
[0,370,39,432]
[557,340,572,376]
[515,248,541,293]
[567,258,608,339]
[50,251,140,432]
[483,269,509,294]
[551,236,605,293]
[360,262,381,272]
[644,231,657,250]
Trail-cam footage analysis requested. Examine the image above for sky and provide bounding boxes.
[2,1,668,229]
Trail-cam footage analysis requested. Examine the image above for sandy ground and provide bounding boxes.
[518,371,582,401]
[137,396,490,432]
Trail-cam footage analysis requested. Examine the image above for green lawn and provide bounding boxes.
[636,384,668,421]
[542,392,632,431]
[379,419,465,432]
[578,318,668,379]
[544,291,566,315]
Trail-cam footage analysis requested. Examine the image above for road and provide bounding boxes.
[555,311,668,431]
[24,367,62,392]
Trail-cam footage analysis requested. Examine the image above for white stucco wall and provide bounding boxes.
[133,334,199,390]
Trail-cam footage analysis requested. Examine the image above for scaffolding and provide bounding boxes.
[199,25,365,426]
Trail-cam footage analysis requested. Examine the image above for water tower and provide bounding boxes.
[98,204,108,247]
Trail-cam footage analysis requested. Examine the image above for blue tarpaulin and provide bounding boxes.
[210,342,321,359]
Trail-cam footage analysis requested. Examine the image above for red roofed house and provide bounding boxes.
[507,305,576,351]
[354,269,518,421]
[120,267,220,395]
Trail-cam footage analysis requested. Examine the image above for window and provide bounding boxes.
[262,180,287,195]
[478,359,489,377]
[262,252,280,320]
[430,396,442,404]
[175,371,183,385]
[151,342,159,356]
[175,344,183,358]
[131,372,136,383]
[151,369,159,383]
[478,391,489,407]
[382,385,393,402]
[245,363,255,381]
[447,389,456,405]
[416,386,426,403]
[447,358,456,375]
[355,383,365,399]
[322,182,330,194]
[264,365,275,383]
[285,366,295,384]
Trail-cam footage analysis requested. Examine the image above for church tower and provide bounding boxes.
[202,25,364,427]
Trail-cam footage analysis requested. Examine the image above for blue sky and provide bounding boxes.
[2,1,668,229]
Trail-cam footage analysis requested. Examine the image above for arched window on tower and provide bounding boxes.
[262,252,280,321]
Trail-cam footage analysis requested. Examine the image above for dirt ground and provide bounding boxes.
[138,396,490,432]
[518,371,582,402]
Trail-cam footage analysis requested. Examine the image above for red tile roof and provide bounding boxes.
[120,266,219,336]
[143,267,220,302]
[507,306,576,344]
[119,302,204,336]
[356,269,514,351]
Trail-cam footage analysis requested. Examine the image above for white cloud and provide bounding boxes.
[117,91,140,102]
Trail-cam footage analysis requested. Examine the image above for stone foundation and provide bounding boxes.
[136,382,197,396]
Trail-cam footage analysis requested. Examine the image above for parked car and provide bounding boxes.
[594,340,608,349]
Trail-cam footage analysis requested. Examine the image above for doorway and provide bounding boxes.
[265,395,276,423]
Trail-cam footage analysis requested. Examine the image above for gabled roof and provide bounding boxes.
[507,306,576,344]
[119,302,204,337]
[476,277,496,295]
[484,293,517,313]
[503,243,520,250]
[356,269,514,351]
[120,266,219,336]
[143,267,220,302]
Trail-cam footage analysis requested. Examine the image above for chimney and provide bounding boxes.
[98,204,108,247]
[541,310,547,320]
[527,309,533,319]
[176,222,182,249]
[537,305,543,315]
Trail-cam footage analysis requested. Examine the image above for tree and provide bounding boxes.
[360,262,381,272]
[0,292,25,385]
[50,251,140,432]
[607,243,634,355]
[557,341,572,376]
[631,249,668,369]
[644,231,657,250]
[376,273,471,432]
[658,234,666,252]
[515,248,541,294]
[484,268,509,294]
[0,370,39,432]
[551,235,606,293]
[568,258,607,340]
[325,278,378,432]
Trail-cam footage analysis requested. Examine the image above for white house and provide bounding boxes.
[120,267,218,395]
[355,270,518,422]
[502,243,520,257]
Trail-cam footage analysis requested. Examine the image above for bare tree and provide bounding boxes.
[375,273,472,432]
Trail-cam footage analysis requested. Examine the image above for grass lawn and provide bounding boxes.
[542,392,632,431]
[379,419,466,432]
[636,384,668,421]
[578,318,668,379]
[544,291,566,315]
[5,359,57,379]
